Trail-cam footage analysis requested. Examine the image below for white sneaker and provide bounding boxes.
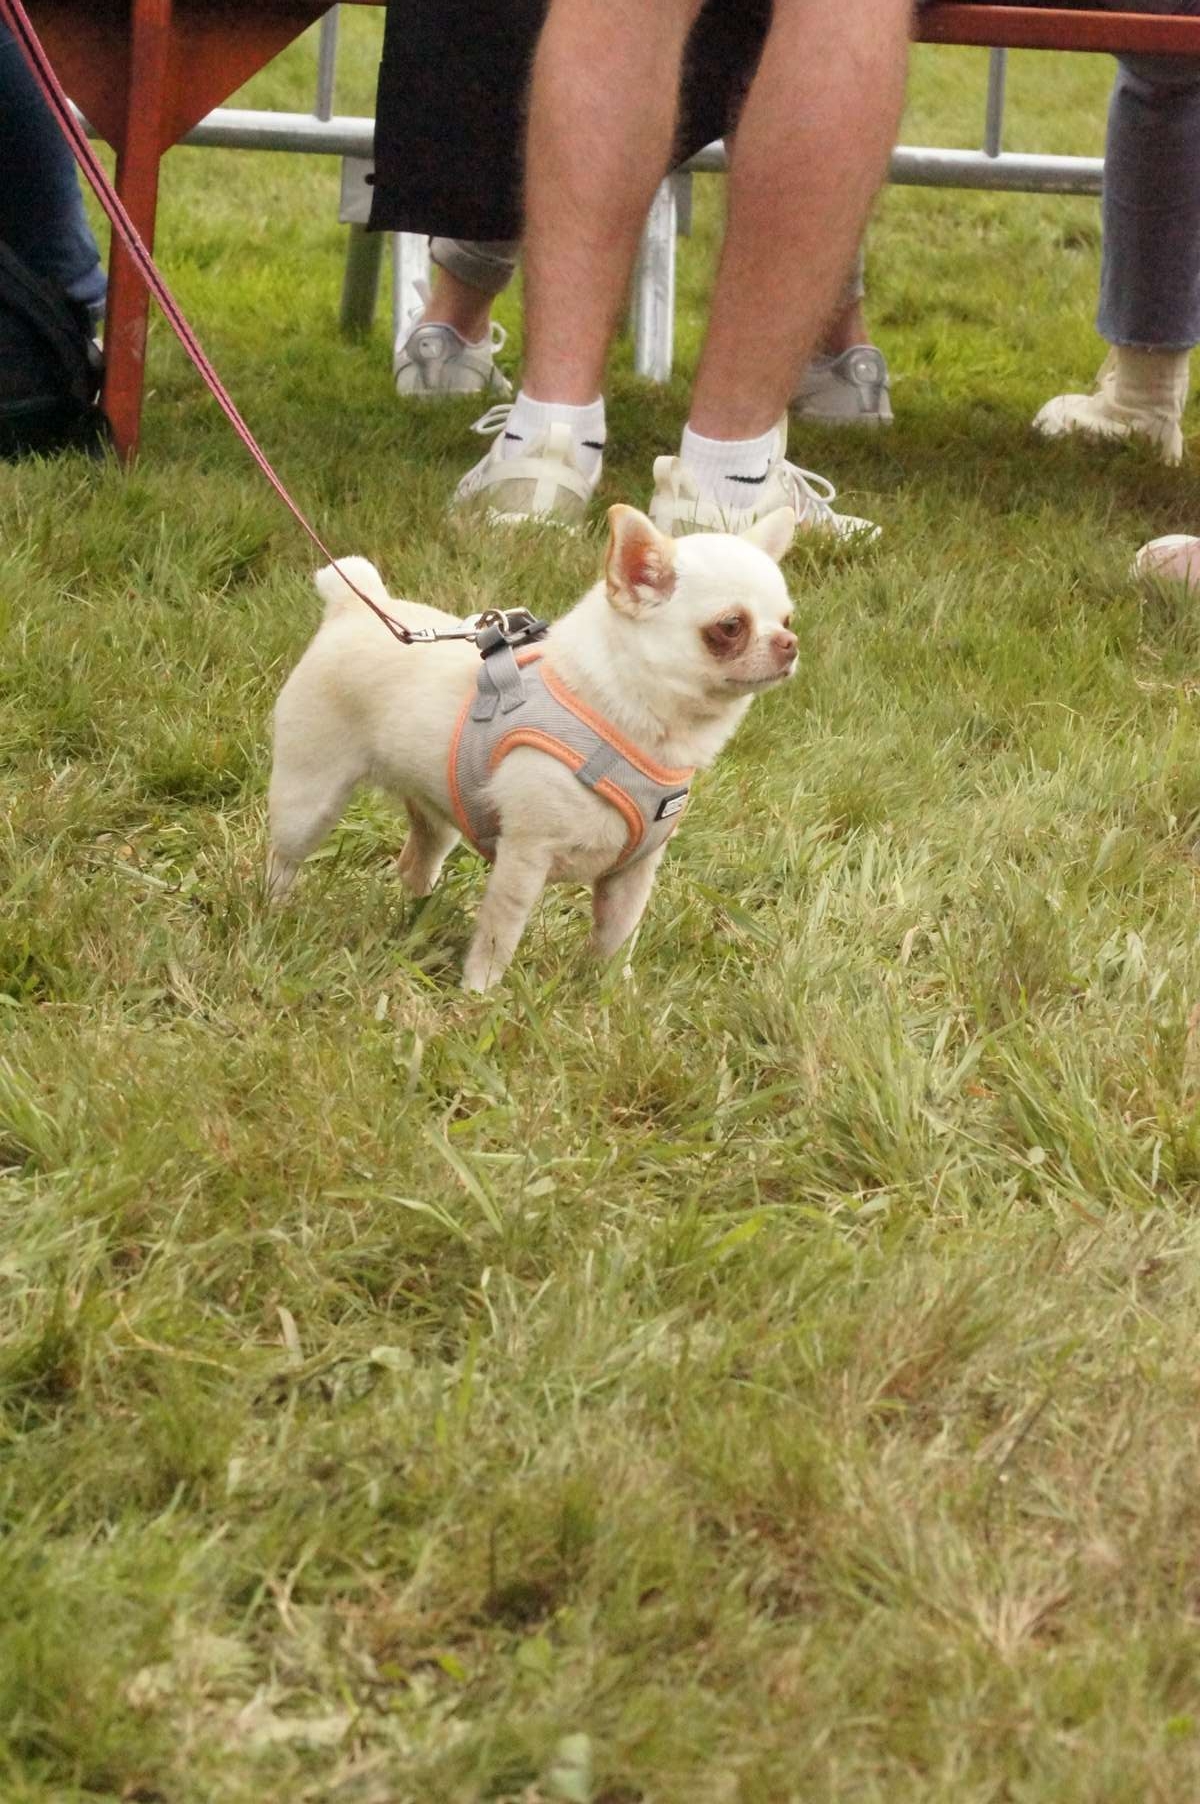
[452,403,598,526]
[648,449,879,543]
[1033,349,1186,465]
[791,345,893,427]
[393,318,512,399]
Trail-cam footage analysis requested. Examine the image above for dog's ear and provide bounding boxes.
[739,507,795,565]
[605,505,677,615]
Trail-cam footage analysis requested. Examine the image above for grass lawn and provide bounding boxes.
[7,19,1200,1802]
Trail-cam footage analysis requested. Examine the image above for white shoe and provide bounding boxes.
[648,449,879,543]
[1033,349,1187,465]
[791,345,893,427]
[394,313,512,399]
[452,403,598,526]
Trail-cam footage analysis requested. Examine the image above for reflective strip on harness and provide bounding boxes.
[448,647,693,868]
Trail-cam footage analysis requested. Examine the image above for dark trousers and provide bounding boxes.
[0,23,105,320]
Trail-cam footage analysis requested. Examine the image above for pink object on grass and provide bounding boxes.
[1133,535,1200,587]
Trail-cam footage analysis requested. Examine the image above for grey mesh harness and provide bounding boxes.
[448,638,693,871]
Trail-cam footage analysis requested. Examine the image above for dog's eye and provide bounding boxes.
[702,610,751,659]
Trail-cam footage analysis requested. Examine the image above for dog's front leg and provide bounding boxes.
[590,847,664,962]
[462,839,553,992]
[396,799,459,897]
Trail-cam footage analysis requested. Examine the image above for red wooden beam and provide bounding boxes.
[917,5,1200,56]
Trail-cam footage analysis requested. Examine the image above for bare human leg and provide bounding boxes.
[520,0,705,405]
[419,266,494,346]
[688,0,910,441]
[450,0,702,520]
[818,297,871,360]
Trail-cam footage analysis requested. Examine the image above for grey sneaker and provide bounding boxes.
[790,345,893,427]
[393,318,512,399]
[649,445,879,543]
[452,404,597,526]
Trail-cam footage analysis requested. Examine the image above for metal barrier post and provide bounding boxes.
[392,233,431,344]
[984,47,1007,156]
[337,153,383,332]
[154,106,1107,196]
[633,177,678,381]
[315,5,339,121]
[341,226,385,332]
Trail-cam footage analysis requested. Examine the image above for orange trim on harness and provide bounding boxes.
[446,646,690,867]
[539,663,694,787]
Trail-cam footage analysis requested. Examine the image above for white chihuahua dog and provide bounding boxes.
[268,504,797,991]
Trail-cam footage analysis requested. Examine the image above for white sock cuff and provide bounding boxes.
[501,391,606,480]
[680,422,782,506]
[509,390,605,440]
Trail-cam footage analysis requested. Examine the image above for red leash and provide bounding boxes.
[0,0,420,646]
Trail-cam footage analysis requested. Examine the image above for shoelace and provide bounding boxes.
[403,283,508,355]
[453,404,515,498]
[470,402,515,438]
[778,462,839,526]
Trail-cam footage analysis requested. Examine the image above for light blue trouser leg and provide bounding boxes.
[0,23,106,321]
[1099,47,1200,349]
[430,236,520,298]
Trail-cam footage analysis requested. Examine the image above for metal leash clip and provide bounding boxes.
[397,624,457,643]
[471,608,551,658]
[394,608,551,651]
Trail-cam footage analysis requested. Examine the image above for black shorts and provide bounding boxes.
[368,0,772,240]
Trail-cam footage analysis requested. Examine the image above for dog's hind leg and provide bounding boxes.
[590,847,664,962]
[395,799,459,897]
[267,731,365,903]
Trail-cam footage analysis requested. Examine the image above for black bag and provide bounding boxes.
[0,239,107,459]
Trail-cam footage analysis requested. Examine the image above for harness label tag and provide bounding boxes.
[655,790,689,822]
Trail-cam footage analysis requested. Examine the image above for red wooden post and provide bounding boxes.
[25,0,355,462]
[103,0,172,461]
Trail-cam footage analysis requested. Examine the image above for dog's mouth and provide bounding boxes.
[725,668,792,692]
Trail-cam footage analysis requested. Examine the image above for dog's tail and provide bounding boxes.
[314,557,391,623]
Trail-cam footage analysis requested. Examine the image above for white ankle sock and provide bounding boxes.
[679,421,783,509]
[499,391,606,481]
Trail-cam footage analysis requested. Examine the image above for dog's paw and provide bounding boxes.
[395,848,439,897]
[265,851,299,904]
[461,951,503,994]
